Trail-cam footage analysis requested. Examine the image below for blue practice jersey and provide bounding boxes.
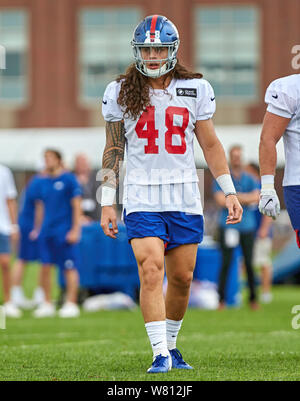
[39,172,82,237]
[18,174,44,230]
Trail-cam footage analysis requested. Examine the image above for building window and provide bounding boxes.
[195,7,260,100]
[0,10,28,103]
[79,8,141,103]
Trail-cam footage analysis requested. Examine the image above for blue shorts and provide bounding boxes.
[123,210,204,251]
[18,226,39,262]
[0,233,10,254]
[39,235,80,270]
[284,185,300,248]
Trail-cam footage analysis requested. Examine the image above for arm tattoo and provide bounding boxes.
[102,121,125,188]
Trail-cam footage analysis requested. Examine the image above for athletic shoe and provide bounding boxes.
[33,302,56,318]
[261,292,273,304]
[218,301,226,310]
[13,297,35,310]
[11,286,35,310]
[3,302,22,318]
[169,348,193,370]
[147,354,172,374]
[249,301,260,310]
[58,302,80,318]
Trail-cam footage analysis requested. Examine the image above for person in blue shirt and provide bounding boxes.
[36,149,82,318]
[246,163,274,304]
[213,145,260,309]
[11,173,46,309]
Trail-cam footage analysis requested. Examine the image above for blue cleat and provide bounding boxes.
[147,354,172,374]
[169,348,193,370]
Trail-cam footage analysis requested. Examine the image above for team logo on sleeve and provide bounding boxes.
[176,88,197,98]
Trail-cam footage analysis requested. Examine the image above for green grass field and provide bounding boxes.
[1,264,300,381]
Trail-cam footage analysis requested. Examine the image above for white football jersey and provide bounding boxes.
[265,74,300,186]
[0,164,17,235]
[102,77,216,215]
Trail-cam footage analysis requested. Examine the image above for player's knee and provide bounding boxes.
[140,257,163,290]
[170,270,193,289]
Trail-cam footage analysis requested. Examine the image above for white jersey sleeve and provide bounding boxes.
[102,81,123,122]
[4,166,17,199]
[264,74,300,186]
[265,77,298,119]
[196,79,216,120]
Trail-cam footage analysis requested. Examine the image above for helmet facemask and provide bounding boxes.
[132,42,179,78]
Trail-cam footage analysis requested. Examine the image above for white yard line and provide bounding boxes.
[0,332,81,340]
[0,339,112,350]
[180,330,300,341]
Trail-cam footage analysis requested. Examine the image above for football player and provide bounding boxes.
[100,15,243,373]
[259,73,300,247]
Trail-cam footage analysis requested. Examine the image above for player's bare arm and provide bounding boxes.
[6,197,19,242]
[259,111,290,176]
[259,111,291,219]
[195,119,243,224]
[29,200,44,240]
[100,120,126,239]
[236,190,259,205]
[66,196,82,244]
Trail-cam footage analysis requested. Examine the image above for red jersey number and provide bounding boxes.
[165,106,188,154]
[135,106,189,154]
[135,106,159,154]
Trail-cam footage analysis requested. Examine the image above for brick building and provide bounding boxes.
[0,0,299,129]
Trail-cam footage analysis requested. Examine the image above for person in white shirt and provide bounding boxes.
[259,74,300,247]
[100,15,242,374]
[0,164,22,317]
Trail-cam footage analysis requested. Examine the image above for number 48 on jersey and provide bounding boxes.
[135,106,189,155]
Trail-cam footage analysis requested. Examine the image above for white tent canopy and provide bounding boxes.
[0,125,285,170]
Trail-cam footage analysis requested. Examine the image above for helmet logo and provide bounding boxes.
[145,30,161,44]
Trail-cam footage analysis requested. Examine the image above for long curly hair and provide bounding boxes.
[116,62,203,120]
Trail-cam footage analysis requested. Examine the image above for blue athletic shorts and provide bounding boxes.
[0,233,10,254]
[39,235,80,270]
[284,185,300,248]
[18,226,39,262]
[123,210,204,251]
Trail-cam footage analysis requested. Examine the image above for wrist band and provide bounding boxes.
[101,186,116,206]
[216,174,236,196]
[261,175,274,190]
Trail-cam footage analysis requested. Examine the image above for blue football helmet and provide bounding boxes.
[131,15,180,78]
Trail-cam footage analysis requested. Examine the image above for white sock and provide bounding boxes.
[11,286,25,302]
[166,318,183,350]
[33,287,45,304]
[145,321,169,359]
